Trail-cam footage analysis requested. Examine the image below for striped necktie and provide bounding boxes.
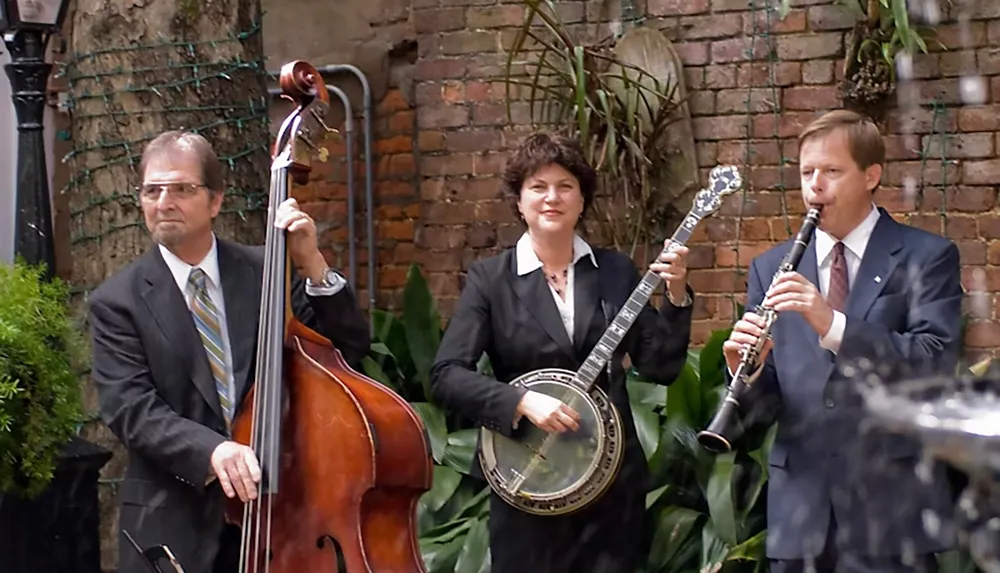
[188,268,233,426]
[828,241,850,312]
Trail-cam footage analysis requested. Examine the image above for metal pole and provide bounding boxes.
[266,83,359,295]
[267,64,376,332]
[4,29,55,279]
[315,66,375,329]
[328,85,357,295]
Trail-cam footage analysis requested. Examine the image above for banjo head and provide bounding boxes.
[480,368,624,516]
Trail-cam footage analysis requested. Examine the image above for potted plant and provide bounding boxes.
[834,0,937,121]
[503,0,695,258]
[0,259,110,573]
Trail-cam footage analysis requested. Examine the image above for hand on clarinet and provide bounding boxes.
[723,312,774,374]
[211,441,262,502]
[763,272,834,337]
[516,391,581,433]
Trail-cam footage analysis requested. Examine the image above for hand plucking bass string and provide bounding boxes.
[516,241,690,433]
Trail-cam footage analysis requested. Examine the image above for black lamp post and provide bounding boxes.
[1,0,69,280]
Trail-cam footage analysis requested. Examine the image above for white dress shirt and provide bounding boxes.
[159,234,346,412]
[516,232,598,343]
[814,203,880,353]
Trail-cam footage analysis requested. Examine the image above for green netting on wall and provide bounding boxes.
[730,0,793,313]
[60,22,271,249]
[917,99,956,236]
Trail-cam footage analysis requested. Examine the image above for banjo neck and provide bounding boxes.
[575,214,701,391]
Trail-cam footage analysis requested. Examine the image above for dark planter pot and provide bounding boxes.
[0,435,112,573]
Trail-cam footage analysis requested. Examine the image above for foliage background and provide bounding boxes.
[0,261,85,498]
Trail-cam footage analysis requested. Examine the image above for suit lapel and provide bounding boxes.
[508,256,575,361]
[140,248,225,423]
[846,211,901,319]
[217,241,260,406]
[573,257,599,358]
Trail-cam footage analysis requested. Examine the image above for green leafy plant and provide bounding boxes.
[838,0,939,114]
[841,0,939,70]
[778,0,943,118]
[0,260,85,498]
[363,263,492,571]
[632,328,771,573]
[503,0,689,256]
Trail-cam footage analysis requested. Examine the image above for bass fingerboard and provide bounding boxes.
[576,213,702,391]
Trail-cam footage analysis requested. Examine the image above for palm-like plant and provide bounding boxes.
[503,0,692,256]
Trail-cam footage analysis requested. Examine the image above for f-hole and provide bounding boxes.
[317,535,347,572]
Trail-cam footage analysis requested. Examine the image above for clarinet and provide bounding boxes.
[697,206,823,453]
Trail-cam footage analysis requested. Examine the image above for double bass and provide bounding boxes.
[222,60,434,572]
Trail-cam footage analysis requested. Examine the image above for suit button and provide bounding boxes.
[825,398,834,408]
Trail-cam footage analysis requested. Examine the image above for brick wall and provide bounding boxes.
[309,0,1000,354]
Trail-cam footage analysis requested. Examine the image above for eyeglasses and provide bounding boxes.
[138,183,206,201]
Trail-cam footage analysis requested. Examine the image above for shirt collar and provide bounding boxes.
[158,234,221,293]
[515,232,598,276]
[815,203,880,266]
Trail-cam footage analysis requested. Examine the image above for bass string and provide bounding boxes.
[240,150,291,573]
[259,163,288,573]
[260,164,293,573]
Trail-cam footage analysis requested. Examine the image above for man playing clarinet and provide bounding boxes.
[724,109,963,573]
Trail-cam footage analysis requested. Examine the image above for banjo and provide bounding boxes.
[479,164,743,516]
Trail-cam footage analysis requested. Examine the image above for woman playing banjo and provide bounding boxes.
[430,133,695,573]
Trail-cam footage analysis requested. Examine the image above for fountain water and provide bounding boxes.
[860,1,1000,570]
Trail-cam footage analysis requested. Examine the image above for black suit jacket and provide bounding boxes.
[88,239,369,573]
[429,246,693,572]
[737,208,963,560]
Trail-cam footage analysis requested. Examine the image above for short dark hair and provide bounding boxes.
[799,109,885,170]
[501,132,597,221]
[138,130,224,195]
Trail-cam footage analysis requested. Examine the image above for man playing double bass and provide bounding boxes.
[724,110,963,573]
[89,131,370,573]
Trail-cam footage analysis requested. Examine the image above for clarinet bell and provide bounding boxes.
[696,429,733,454]
[697,394,744,454]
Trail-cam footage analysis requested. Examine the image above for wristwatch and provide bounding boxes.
[667,289,693,308]
[306,267,344,289]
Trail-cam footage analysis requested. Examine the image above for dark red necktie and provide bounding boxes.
[827,241,849,312]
